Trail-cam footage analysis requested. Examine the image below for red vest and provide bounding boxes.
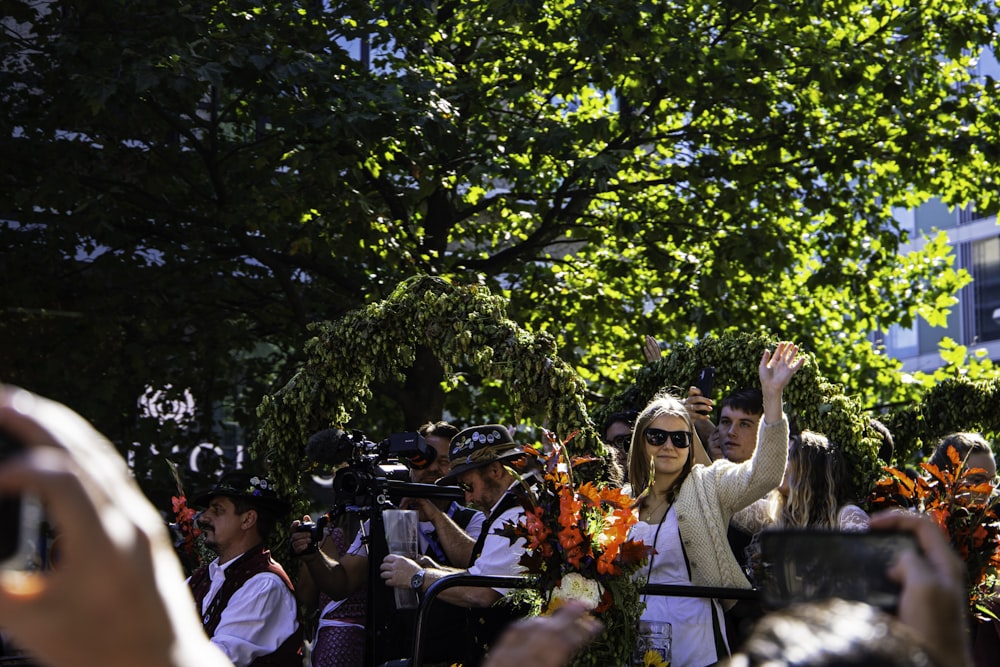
[189,545,303,667]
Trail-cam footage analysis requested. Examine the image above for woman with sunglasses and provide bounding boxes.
[627,342,804,667]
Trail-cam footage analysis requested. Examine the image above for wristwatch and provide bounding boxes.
[410,569,426,591]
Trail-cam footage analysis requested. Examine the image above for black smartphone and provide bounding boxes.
[694,366,715,398]
[757,529,918,611]
[0,428,24,562]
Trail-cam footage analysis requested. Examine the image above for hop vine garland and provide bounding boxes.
[254,275,607,505]
[593,332,884,499]
[883,377,1000,464]
[250,275,1000,666]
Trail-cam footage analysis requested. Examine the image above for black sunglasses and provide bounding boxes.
[643,428,691,449]
[608,433,632,450]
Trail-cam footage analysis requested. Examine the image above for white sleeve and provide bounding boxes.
[463,510,486,540]
[731,497,771,534]
[210,572,299,667]
[347,519,372,556]
[467,507,526,592]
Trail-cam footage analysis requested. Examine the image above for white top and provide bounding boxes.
[198,556,299,667]
[632,507,728,667]
[734,499,872,534]
[467,487,527,592]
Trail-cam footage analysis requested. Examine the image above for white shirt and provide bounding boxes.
[467,485,527,592]
[198,555,299,667]
[632,507,728,667]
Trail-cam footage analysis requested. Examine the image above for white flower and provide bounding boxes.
[551,572,603,611]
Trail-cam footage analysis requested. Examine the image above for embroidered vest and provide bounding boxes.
[188,545,303,667]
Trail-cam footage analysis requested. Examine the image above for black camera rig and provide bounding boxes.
[303,427,464,665]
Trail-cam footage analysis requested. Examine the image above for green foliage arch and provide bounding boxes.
[883,377,1000,463]
[594,332,884,498]
[254,275,605,499]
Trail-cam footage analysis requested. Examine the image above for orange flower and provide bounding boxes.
[577,481,601,507]
[867,444,1000,617]
[559,491,583,529]
[525,507,552,548]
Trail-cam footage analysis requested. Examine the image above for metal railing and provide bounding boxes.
[405,574,760,666]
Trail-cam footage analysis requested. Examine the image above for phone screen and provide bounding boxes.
[0,429,24,562]
[757,529,917,611]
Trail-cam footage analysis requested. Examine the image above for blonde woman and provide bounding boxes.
[736,430,869,538]
[628,343,804,667]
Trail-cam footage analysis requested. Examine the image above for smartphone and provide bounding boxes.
[0,428,47,571]
[0,428,24,563]
[757,529,918,611]
[694,366,715,398]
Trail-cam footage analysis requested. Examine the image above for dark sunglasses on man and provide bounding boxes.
[608,433,632,450]
[643,427,691,449]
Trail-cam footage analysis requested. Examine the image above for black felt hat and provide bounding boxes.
[192,471,292,517]
[437,424,525,485]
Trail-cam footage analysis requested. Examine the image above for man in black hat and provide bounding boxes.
[188,471,302,667]
[379,424,538,666]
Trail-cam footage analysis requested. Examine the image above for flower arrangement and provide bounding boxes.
[166,460,206,575]
[171,495,202,554]
[868,445,1000,618]
[497,431,655,667]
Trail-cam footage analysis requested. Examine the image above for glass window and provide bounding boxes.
[918,306,962,356]
[891,207,915,238]
[915,197,957,234]
[884,323,918,358]
[972,236,1000,343]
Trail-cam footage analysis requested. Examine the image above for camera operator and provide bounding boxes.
[379,424,541,667]
[291,421,485,666]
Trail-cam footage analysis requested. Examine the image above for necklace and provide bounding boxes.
[640,496,669,523]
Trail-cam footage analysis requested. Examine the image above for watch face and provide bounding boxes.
[411,571,424,590]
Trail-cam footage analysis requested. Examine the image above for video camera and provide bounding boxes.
[304,427,461,519]
[329,430,435,502]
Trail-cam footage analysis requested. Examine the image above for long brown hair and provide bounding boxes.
[627,392,695,506]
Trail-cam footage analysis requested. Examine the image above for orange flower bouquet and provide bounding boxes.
[166,461,206,575]
[868,444,1000,618]
[498,431,654,666]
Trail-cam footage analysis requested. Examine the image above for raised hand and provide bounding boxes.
[642,335,662,363]
[759,342,805,423]
[759,342,805,396]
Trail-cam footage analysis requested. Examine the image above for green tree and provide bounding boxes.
[2,0,999,497]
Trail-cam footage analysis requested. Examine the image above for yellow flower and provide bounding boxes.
[643,649,669,666]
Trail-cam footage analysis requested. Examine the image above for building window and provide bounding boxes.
[914,197,957,234]
[972,235,1000,343]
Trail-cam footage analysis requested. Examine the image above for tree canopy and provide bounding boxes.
[2,0,999,498]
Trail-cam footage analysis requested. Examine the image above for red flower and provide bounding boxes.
[171,495,202,556]
[525,507,553,548]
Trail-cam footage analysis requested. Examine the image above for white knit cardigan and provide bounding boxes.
[668,416,789,599]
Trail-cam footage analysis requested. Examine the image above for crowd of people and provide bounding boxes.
[0,336,997,667]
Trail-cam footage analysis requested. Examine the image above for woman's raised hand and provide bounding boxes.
[759,342,805,423]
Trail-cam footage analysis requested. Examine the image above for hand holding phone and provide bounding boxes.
[757,529,918,612]
[0,431,21,558]
[693,367,715,399]
[0,386,235,667]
